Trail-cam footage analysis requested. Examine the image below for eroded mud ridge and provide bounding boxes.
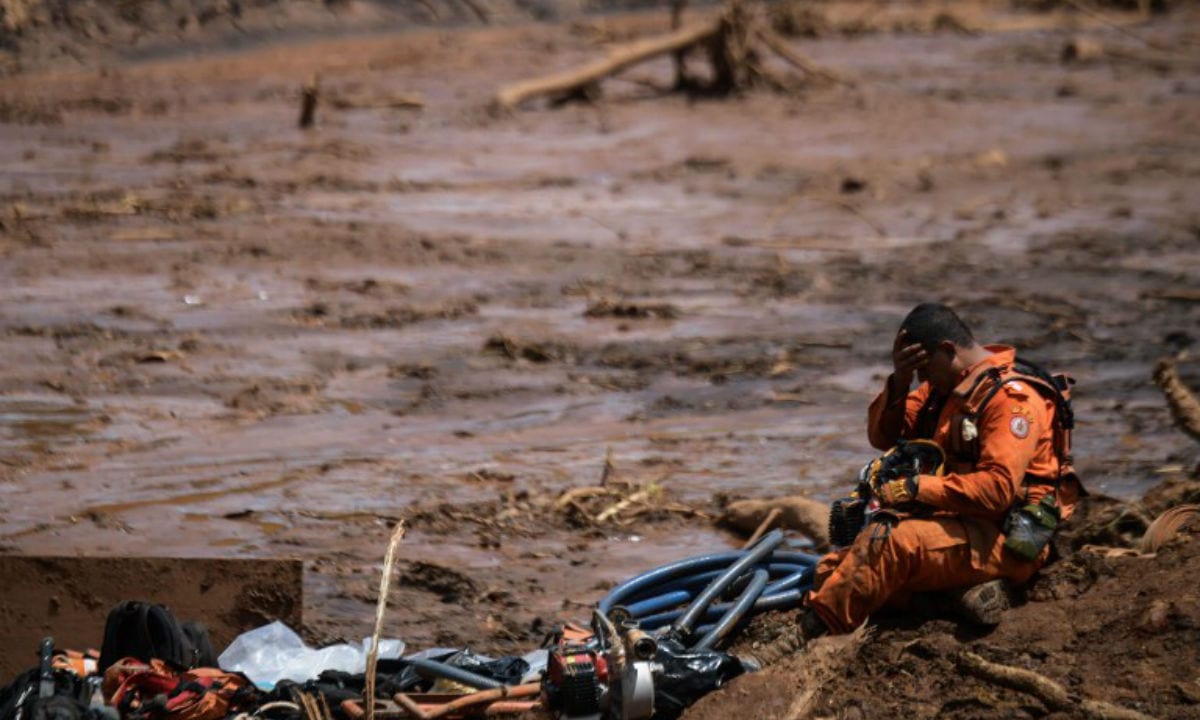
[0,0,1198,682]
[689,478,1200,720]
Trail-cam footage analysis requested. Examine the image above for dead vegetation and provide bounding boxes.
[406,449,710,539]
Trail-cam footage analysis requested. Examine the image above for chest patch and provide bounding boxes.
[1010,415,1030,439]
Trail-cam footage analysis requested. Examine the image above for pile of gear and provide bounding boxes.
[0,531,821,720]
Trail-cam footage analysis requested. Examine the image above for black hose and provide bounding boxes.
[690,568,769,651]
[406,657,504,690]
[670,529,784,637]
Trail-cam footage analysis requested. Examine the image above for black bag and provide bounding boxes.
[180,621,217,669]
[0,640,98,720]
[98,602,213,672]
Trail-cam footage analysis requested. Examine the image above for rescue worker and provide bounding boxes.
[799,302,1081,637]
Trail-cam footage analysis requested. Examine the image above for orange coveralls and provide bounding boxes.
[807,345,1078,633]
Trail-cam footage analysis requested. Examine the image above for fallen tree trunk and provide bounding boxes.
[495,19,720,109]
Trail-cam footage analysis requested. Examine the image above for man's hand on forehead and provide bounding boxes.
[893,328,929,375]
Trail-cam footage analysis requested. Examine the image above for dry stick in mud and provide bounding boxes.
[1154,357,1200,443]
[742,507,781,548]
[493,0,845,110]
[299,75,320,129]
[957,651,1158,720]
[366,520,407,720]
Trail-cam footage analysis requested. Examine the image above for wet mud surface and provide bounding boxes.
[1,0,1199,665]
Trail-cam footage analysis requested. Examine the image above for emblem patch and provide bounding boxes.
[961,417,979,442]
[1010,416,1030,439]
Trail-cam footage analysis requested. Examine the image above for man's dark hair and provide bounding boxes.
[900,303,976,351]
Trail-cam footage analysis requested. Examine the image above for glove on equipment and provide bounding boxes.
[874,472,917,506]
[864,439,946,507]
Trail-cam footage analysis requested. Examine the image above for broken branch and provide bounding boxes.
[958,651,1157,720]
[755,28,848,86]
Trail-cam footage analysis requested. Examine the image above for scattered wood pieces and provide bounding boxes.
[958,651,1158,720]
[1153,357,1200,443]
[554,485,613,509]
[595,487,655,523]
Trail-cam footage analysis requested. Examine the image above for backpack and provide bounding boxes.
[915,355,1080,490]
[98,602,216,673]
[104,659,258,720]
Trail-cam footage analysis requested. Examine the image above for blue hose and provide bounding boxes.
[622,589,693,618]
[692,568,769,650]
[617,563,807,617]
[596,537,822,649]
[636,585,808,630]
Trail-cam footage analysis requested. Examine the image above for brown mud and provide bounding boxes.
[1,0,1199,711]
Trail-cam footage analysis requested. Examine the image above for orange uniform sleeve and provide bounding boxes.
[867,375,931,450]
[914,383,1047,522]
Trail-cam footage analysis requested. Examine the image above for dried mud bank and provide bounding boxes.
[0,0,1198,678]
[686,478,1200,720]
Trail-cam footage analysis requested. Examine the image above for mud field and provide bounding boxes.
[1,0,1199,685]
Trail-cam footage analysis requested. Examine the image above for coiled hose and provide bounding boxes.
[597,532,820,651]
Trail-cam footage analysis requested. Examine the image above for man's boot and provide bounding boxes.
[742,608,828,667]
[953,579,1014,626]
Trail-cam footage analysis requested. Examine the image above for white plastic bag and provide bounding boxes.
[218,621,405,687]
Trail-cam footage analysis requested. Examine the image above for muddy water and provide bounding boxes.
[1,2,1199,650]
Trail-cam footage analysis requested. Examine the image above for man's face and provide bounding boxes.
[918,343,958,394]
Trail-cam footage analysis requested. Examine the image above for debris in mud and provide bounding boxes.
[225,378,328,415]
[584,298,679,320]
[483,333,575,364]
[466,467,516,483]
[294,301,477,329]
